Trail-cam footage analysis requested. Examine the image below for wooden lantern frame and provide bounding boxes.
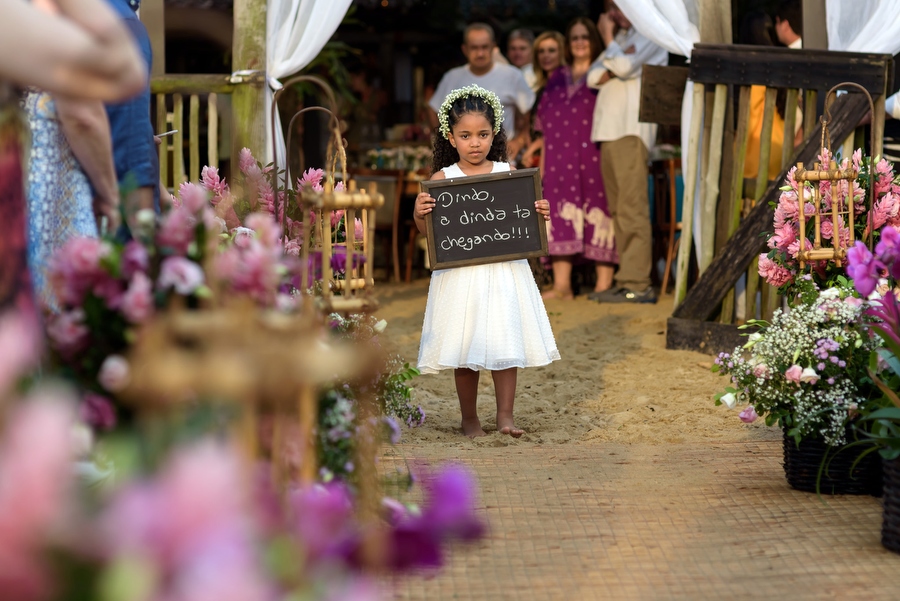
[795,82,876,269]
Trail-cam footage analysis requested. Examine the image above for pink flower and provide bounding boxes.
[298,168,324,191]
[767,224,797,251]
[0,394,76,600]
[758,254,793,287]
[46,308,89,358]
[92,274,125,310]
[0,310,41,396]
[330,210,345,228]
[785,364,803,384]
[334,181,345,192]
[80,391,117,430]
[102,440,254,570]
[238,148,261,178]
[244,213,281,252]
[120,272,154,324]
[201,165,229,202]
[157,207,197,255]
[48,237,109,306]
[178,182,210,213]
[739,406,759,423]
[67,237,110,277]
[98,354,130,393]
[354,218,364,240]
[159,256,205,295]
[121,241,149,278]
[751,363,768,378]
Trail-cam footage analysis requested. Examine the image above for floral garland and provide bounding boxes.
[438,84,504,139]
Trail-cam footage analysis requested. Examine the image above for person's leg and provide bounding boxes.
[595,262,614,292]
[606,136,652,291]
[455,368,486,437]
[492,368,523,437]
[543,256,574,299]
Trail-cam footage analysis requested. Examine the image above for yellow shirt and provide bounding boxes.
[743,85,786,182]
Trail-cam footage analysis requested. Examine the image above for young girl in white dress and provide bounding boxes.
[414,85,560,438]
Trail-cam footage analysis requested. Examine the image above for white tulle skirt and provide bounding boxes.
[417,259,561,374]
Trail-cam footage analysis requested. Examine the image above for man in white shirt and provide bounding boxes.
[587,1,667,304]
[428,23,535,151]
[774,0,802,49]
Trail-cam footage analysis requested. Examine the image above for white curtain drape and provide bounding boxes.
[826,0,900,55]
[265,0,353,167]
[610,0,704,288]
[614,0,700,58]
[826,0,900,118]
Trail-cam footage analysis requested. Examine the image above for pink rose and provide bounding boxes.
[785,364,803,384]
[80,392,117,431]
[739,406,759,423]
[120,272,154,324]
[158,257,205,295]
[98,355,130,393]
[66,237,110,276]
[46,309,89,357]
[752,363,768,378]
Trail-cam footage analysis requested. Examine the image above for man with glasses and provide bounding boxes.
[428,22,535,159]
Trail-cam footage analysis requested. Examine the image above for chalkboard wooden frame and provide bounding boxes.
[422,168,548,270]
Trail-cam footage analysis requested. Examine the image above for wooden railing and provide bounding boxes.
[150,74,236,189]
[667,45,893,354]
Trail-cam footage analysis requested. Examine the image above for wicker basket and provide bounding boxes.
[882,458,900,552]
[782,429,882,496]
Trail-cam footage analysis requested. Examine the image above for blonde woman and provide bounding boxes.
[520,31,566,168]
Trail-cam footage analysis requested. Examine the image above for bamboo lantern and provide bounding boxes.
[794,157,858,269]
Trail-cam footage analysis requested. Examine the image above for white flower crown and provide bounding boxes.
[438,85,504,139]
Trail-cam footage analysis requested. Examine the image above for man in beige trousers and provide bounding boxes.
[587,1,667,304]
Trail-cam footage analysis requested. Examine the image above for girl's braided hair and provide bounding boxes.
[430,93,508,175]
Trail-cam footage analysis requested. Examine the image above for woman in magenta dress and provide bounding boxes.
[535,17,616,300]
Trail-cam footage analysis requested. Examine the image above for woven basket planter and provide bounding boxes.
[782,429,882,496]
[882,458,900,552]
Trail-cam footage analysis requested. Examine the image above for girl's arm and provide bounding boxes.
[55,96,120,232]
[0,0,146,101]
[413,171,445,234]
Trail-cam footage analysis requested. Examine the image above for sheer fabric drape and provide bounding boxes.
[265,0,353,165]
[825,0,900,118]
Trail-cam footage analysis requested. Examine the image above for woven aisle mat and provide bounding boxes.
[381,441,897,601]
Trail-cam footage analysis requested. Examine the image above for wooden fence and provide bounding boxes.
[150,74,237,190]
[667,45,894,354]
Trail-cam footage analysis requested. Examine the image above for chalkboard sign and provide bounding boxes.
[422,168,548,270]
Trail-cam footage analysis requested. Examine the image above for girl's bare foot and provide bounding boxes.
[461,417,487,438]
[497,418,524,438]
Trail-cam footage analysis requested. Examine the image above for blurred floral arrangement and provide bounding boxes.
[846,225,900,459]
[758,148,898,299]
[10,142,478,600]
[43,148,422,452]
[365,146,431,172]
[0,383,482,601]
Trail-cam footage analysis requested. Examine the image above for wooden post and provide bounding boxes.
[802,0,828,50]
[232,0,268,161]
[674,83,705,306]
[699,84,727,273]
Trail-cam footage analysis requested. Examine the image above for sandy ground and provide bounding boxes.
[373,280,782,449]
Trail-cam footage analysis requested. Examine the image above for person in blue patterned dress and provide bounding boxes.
[24,90,120,304]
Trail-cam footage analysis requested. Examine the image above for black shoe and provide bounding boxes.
[592,286,657,304]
